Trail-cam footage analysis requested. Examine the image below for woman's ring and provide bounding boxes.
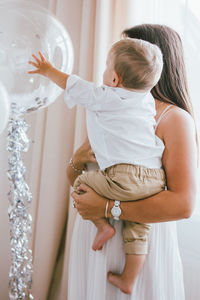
[72,200,76,208]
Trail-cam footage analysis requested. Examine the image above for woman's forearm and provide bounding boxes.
[72,183,194,224]
[66,164,79,186]
[107,190,194,223]
[66,138,97,186]
[66,157,86,186]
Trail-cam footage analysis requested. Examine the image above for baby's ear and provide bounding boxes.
[112,71,120,87]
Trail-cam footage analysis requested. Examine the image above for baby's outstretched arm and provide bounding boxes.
[28,51,69,89]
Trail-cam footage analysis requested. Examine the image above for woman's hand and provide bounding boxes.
[72,137,97,170]
[28,51,53,76]
[67,137,97,186]
[71,184,106,221]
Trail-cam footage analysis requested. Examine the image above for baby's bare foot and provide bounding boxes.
[107,271,133,294]
[92,224,115,251]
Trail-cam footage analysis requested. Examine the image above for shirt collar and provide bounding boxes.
[109,86,150,99]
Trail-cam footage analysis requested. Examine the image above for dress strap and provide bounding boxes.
[155,105,173,130]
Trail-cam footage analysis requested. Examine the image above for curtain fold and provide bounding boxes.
[31,1,85,299]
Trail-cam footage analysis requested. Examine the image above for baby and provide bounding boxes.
[28,38,165,294]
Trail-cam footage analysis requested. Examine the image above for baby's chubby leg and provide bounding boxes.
[108,254,145,294]
[74,171,115,251]
[108,221,150,293]
[92,218,115,251]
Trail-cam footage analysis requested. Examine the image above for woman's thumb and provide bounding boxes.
[77,183,89,192]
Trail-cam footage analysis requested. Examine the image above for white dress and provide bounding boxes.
[68,107,185,300]
[68,216,184,300]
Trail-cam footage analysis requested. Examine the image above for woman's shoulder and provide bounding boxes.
[162,105,195,129]
[155,102,196,141]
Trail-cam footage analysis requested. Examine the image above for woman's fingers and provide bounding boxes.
[90,157,97,163]
[90,151,97,162]
[72,137,96,165]
[71,192,87,218]
[71,185,89,205]
[77,183,90,193]
[89,149,95,155]
[71,190,79,201]
[71,186,105,220]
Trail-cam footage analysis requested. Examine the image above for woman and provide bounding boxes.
[67,24,198,300]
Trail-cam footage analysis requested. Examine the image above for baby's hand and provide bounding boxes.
[28,51,53,76]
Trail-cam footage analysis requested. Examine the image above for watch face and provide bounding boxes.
[111,206,121,217]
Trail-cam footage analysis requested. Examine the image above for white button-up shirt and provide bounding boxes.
[64,75,164,169]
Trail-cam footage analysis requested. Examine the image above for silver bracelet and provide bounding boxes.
[105,200,109,218]
[69,158,85,173]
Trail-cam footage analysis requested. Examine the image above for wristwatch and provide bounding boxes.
[111,200,121,220]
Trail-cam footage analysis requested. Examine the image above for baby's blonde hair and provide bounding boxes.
[110,38,163,90]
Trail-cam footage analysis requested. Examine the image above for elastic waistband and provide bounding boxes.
[105,164,165,179]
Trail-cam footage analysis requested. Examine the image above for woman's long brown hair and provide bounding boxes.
[123,24,199,159]
[122,24,194,117]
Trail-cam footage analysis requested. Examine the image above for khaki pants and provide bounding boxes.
[74,164,166,255]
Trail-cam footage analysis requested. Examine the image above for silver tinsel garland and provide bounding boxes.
[7,116,34,300]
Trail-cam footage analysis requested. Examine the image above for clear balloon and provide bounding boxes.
[0,0,74,115]
[0,82,10,134]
